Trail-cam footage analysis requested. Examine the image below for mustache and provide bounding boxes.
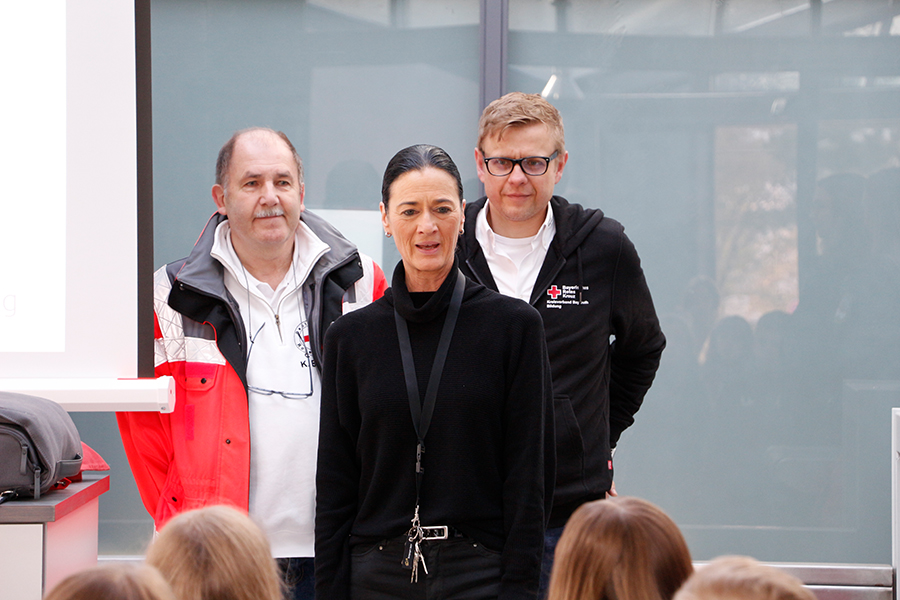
[254,207,285,218]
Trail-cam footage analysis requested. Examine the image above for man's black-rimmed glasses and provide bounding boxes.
[482,150,559,176]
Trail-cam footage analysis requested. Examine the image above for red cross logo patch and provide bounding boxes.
[547,285,562,299]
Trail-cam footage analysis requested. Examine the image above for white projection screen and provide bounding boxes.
[0,0,157,403]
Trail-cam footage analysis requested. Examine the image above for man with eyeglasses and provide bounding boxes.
[117,127,387,600]
[458,92,665,597]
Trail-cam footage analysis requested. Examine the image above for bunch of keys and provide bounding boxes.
[401,504,428,582]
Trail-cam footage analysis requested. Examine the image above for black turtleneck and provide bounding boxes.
[315,260,555,600]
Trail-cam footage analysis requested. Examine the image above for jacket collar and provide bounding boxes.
[174,210,361,302]
[462,195,604,261]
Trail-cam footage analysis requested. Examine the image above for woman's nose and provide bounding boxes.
[417,213,437,232]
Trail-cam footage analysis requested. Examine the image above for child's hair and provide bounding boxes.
[548,496,693,600]
[43,563,176,600]
[145,505,283,600]
[674,555,817,600]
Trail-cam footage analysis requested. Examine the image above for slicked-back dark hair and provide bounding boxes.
[215,127,303,189]
[381,144,463,208]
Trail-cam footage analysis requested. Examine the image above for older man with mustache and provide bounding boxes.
[117,127,387,600]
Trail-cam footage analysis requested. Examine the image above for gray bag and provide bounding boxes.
[0,391,83,501]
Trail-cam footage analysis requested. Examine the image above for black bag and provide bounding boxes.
[0,391,83,501]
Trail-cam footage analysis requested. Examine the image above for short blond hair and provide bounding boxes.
[145,505,283,600]
[477,92,565,154]
[44,564,176,600]
[675,556,817,600]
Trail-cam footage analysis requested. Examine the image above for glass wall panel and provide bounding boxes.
[509,0,900,563]
[151,0,481,271]
[84,0,481,555]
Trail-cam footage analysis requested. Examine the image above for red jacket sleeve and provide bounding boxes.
[116,311,174,522]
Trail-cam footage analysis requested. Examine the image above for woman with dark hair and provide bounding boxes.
[315,144,554,600]
[547,496,693,600]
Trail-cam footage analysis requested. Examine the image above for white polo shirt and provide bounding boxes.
[475,200,556,302]
[211,220,328,559]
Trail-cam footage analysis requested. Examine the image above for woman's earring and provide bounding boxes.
[385,231,392,238]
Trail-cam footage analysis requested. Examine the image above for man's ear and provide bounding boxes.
[212,184,227,215]
[298,182,306,214]
[553,151,569,185]
[474,147,487,183]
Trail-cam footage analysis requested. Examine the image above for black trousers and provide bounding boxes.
[277,557,315,600]
[350,534,502,600]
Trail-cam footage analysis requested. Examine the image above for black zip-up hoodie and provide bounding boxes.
[459,196,665,527]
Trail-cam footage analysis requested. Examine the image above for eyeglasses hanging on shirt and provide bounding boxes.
[246,321,315,400]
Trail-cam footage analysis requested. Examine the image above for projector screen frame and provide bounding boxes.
[136,0,154,379]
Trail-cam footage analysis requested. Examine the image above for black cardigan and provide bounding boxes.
[315,261,555,600]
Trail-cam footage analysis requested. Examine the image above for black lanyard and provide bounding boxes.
[393,270,466,503]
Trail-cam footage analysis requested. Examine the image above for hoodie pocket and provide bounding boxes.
[553,395,586,487]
